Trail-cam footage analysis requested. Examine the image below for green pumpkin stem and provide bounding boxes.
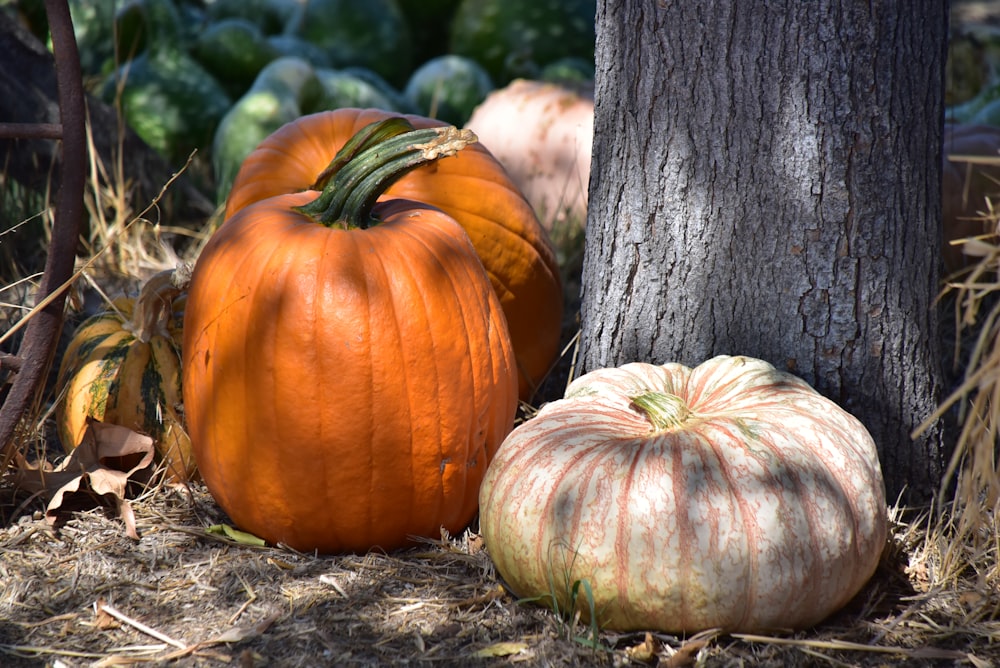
[297,119,477,229]
[309,117,415,191]
[631,391,692,431]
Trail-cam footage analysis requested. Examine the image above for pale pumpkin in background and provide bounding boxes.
[466,78,593,259]
[479,355,888,633]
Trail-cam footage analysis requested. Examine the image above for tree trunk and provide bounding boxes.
[581,0,950,501]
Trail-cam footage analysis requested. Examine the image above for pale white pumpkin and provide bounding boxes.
[479,355,888,633]
[465,79,593,239]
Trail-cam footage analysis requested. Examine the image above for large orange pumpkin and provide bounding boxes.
[183,121,519,553]
[223,107,562,401]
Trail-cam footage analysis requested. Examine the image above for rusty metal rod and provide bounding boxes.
[0,122,63,139]
[0,0,86,459]
[0,355,23,374]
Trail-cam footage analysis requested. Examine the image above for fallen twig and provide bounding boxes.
[95,600,187,650]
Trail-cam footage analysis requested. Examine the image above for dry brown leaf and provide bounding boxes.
[451,584,507,609]
[959,590,988,608]
[625,632,659,663]
[467,532,485,555]
[661,630,718,668]
[93,597,119,630]
[14,418,155,539]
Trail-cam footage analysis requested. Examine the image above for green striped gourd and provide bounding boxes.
[56,269,195,482]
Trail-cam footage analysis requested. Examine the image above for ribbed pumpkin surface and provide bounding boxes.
[479,355,887,633]
[183,192,518,553]
[56,273,194,482]
[223,107,562,400]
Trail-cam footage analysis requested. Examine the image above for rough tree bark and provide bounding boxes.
[580,0,950,501]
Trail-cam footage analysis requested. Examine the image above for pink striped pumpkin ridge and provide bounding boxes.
[478,355,888,633]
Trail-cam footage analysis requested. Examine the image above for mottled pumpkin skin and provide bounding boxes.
[224,107,562,401]
[479,355,888,633]
[56,277,195,482]
[183,194,518,554]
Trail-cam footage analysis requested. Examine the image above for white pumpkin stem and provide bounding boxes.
[631,391,691,431]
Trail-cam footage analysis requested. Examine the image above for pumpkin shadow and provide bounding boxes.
[820,520,919,628]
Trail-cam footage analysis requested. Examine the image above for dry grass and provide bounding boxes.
[0,480,619,667]
[2,475,999,666]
